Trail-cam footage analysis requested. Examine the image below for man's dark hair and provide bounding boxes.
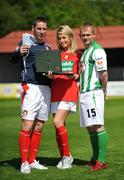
[32,16,47,27]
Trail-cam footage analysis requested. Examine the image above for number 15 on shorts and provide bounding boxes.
[87,108,96,118]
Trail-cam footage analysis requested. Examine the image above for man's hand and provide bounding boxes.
[20,45,30,56]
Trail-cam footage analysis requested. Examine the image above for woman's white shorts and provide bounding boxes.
[51,101,77,113]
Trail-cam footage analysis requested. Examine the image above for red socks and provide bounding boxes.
[28,130,42,164]
[19,129,42,164]
[19,130,30,163]
[19,125,70,164]
[56,132,63,157]
[56,126,70,157]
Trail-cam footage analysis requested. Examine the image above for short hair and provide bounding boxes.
[56,25,77,52]
[32,16,47,27]
[80,22,96,34]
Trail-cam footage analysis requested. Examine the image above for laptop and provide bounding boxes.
[35,49,62,74]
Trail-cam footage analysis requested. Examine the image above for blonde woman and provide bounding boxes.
[48,25,81,169]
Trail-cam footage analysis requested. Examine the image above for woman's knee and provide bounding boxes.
[53,119,64,128]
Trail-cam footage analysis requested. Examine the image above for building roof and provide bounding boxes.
[0,26,124,53]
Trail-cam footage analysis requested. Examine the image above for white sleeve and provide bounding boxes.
[93,49,107,71]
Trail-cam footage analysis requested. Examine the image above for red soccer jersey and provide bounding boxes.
[51,51,80,102]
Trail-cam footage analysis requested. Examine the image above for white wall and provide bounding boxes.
[0,81,124,98]
[107,81,124,96]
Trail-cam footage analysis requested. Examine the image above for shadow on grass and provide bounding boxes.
[0,158,20,170]
[0,157,89,170]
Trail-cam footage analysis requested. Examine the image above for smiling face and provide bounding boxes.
[57,32,71,52]
[80,26,95,48]
[32,21,47,43]
[56,25,77,52]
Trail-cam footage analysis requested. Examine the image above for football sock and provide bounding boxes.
[89,132,99,160]
[97,130,108,163]
[28,130,42,164]
[56,126,70,157]
[19,130,30,163]
[56,130,63,157]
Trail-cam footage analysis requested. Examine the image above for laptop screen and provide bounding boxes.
[35,49,62,74]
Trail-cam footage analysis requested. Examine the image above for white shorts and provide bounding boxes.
[21,84,51,121]
[51,101,77,113]
[79,89,104,127]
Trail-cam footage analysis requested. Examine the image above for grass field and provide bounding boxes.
[0,97,124,180]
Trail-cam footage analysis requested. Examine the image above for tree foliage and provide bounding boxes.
[0,0,124,37]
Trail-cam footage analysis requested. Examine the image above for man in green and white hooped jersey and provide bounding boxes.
[79,23,108,171]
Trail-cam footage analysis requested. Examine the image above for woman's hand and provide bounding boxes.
[73,74,80,80]
[65,73,79,80]
[47,71,55,79]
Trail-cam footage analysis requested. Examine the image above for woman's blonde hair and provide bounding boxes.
[56,25,77,52]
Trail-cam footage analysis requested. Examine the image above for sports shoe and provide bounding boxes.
[57,155,73,169]
[57,154,73,169]
[20,161,31,174]
[90,160,108,171]
[29,160,48,170]
[88,159,96,166]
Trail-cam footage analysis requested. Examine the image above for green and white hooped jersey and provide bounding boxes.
[80,41,107,93]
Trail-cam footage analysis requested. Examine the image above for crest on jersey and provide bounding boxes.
[96,59,104,70]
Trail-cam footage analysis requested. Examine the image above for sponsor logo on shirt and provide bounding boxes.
[62,61,74,72]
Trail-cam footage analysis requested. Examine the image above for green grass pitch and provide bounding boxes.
[0,97,124,180]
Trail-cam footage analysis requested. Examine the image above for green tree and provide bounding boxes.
[0,0,124,37]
